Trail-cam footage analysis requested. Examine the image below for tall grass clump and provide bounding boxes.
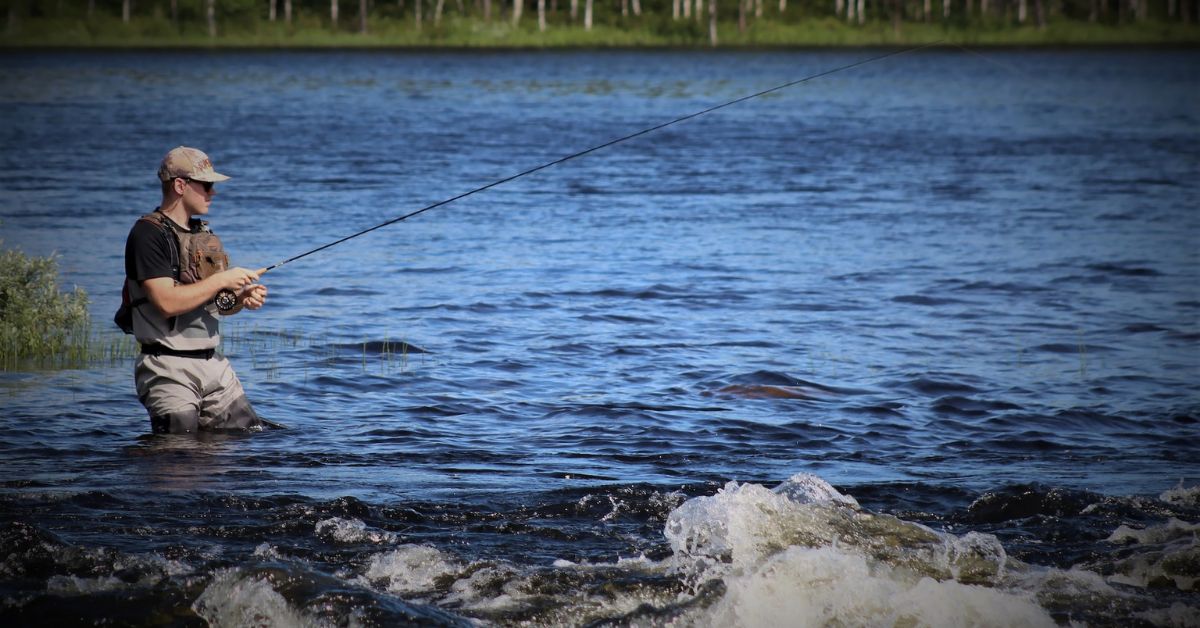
[0,241,91,370]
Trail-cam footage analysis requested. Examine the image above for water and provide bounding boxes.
[1,49,1198,626]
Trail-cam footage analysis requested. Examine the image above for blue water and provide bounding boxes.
[1,49,1197,625]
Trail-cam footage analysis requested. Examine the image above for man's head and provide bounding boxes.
[158,146,230,217]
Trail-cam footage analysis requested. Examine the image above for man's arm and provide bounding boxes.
[142,267,261,318]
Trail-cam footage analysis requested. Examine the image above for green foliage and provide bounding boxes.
[0,242,91,369]
[2,0,1198,46]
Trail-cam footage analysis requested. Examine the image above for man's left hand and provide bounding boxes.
[241,284,268,310]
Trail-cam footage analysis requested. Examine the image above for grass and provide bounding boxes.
[2,13,1198,47]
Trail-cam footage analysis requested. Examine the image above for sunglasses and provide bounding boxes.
[178,178,214,192]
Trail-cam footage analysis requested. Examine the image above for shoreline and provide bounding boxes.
[3,18,1198,50]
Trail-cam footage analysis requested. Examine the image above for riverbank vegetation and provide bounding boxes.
[0,242,93,369]
[2,0,1197,46]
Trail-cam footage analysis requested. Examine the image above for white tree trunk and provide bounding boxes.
[779,0,786,11]
[755,0,762,17]
[415,0,422,27]
[632,0,641,15]
[584,0,592,28]
[483,0,491,20]
[207,0,216,36]
[538,0,545,29]
[435,0,445,24]
[836,0,843,16]
[694,0,703,21]
[285,0,292,23]
[673,0,680,18]
[944,0,950,18]
[708,0,717,45]
[512,0,522,25]
[331,0,338,26]
[571,0,577,19]
[1018,0,1026,22]
[123,0,130,22]
[683,0,691,17]
[621,0,628,16]
[981,0,988,16]
[847,0,855,20]
[269,0,275,21]
[923,0,930,20]
[857,0,864,22]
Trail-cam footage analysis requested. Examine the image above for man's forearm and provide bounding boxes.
[144,276,226,318]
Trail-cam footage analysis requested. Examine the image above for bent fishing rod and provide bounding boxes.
[216,41,943,311]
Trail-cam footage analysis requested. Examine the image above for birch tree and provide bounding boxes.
[857,0,864,23]
[632,0,641,15]
[584,0,592,29]
[571,0,578,20]
[944,0,950,18]
[708,0,717,45]
[512,0,522,25]
[122,0,129,22]
[268,0,275,21]
[331,0,338,27]
[435,0,445,24]
[285,0,292,24]
[673,0,680,19]
[779,0,786,13]
[207,0,216,36]
[538,0,545,29]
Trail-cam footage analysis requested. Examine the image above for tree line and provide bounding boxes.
[5,0,1197,45]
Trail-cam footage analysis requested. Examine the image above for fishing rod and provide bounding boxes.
[215,41,943,311]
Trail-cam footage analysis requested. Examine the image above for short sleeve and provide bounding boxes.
[124,220,176,282]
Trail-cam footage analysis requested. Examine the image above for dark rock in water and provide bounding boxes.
[963,484,1097,524]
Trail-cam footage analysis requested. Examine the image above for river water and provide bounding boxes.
[1,49,1197,626]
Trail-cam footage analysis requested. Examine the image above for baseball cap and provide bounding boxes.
[157,146,231,183]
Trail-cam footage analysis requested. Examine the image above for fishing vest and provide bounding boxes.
[115,211,235,350]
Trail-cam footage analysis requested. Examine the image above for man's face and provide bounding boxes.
[179,178,215,215]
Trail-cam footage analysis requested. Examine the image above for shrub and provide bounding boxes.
[0,242,90,368]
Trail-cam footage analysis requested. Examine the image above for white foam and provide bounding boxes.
[772,472,861,508]
[698,546,1055,628]
[661,474,1069,626]
[1160,482,1200,508]
[46,575,127,595]
[193,568,314,628]
[1106,518,1199,545]
[362,545,461,595]
[314,517,398,545]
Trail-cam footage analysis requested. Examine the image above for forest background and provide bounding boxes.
[2,0,1198,46]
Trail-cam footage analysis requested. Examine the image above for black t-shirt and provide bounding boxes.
[124,216,177,283]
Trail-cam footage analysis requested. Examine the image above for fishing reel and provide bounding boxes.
[214,289,239,312]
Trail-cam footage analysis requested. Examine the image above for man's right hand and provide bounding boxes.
[219,267,261,292]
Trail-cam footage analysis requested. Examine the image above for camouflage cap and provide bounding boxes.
[157,146,231,183]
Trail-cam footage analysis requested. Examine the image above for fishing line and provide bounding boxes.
[218,40,944,310]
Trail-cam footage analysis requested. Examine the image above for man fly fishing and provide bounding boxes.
[118,146,268,434]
